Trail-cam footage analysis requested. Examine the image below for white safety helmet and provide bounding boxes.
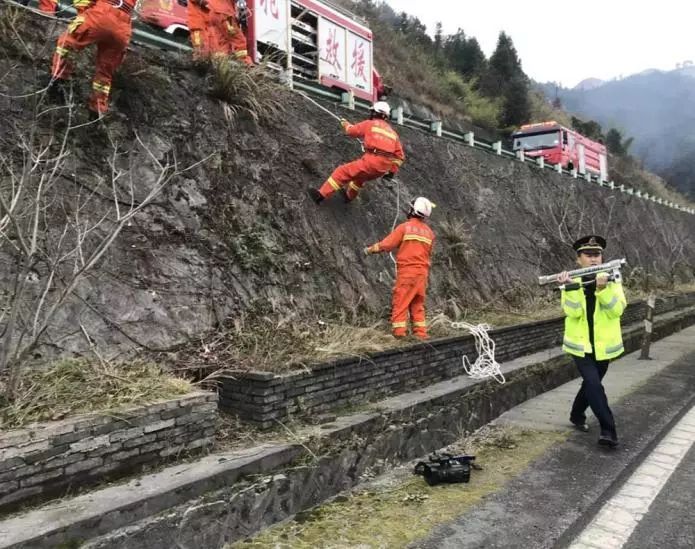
[371,101,391,117]
[410,197,435,218]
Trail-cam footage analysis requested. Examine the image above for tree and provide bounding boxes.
[571,116,604,141]
[443,31,487,79]
[480,31,525,97]
[502,75,531,127]
[605,128,633,156]
[0,90,207,400]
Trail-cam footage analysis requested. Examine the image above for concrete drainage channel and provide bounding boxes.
[2,305,695,549]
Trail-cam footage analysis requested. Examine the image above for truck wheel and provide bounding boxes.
[567,162,574,171]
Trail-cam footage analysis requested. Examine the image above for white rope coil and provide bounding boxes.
[451,322,505,384]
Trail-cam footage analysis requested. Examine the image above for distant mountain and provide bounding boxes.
[573,78,604,91]
[547,69,695,197]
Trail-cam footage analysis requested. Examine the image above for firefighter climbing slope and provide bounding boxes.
[49,0,136,116]
[308,102,405,204]
[188,0,252,65]
[365,197,436,340]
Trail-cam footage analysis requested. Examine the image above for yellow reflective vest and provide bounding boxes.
[561,279,627,360]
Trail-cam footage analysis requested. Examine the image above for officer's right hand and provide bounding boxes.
[557,271,572,285]
[363,247,372,256]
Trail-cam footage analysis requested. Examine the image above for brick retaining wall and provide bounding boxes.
[219,293,695,428]
[0,392,217,513]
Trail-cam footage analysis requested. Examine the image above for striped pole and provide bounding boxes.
[639,293,656,360]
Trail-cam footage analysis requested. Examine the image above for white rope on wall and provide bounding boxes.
[451,321,505,384]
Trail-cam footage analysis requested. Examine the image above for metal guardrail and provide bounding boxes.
[10,0,695,216]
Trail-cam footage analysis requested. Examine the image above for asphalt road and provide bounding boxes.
[625,443,695,549]
[411,346,695,549]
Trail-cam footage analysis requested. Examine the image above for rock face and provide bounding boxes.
[1,15,694,362]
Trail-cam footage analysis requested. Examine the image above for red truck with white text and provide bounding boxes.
[512,121,608,179]
[138,0,385,101]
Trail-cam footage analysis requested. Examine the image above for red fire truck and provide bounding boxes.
[138,0,385,102]
[512,121,608,179]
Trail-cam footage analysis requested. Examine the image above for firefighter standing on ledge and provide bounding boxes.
[308,101,405,204]
[49,0,136,116]
[557,235,626,448]
[364,197,435,340]
[188,0,252,65]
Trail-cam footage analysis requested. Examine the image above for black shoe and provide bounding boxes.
[570,418,589,432]
[307,188,324,204]
[598,430,619,448]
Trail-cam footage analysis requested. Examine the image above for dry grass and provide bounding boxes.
[0,359,192,429]
[208,58,286,126]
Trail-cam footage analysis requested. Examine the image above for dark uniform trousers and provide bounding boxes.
[570,353,616,435]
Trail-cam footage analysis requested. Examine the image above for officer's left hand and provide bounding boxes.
[340,118,349,128]
[596,273,609,290]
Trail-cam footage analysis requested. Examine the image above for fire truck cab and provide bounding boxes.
[512,121,608,179]
[138,0,385,102]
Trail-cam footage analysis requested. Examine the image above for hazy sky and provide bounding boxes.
[383,0,694,87]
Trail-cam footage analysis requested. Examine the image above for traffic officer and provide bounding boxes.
[308,101,405,204]
[364,197,435,340]
[557,235,626,448]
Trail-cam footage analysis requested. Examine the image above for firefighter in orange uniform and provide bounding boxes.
[49,0,135,116]
[308,101,405,204]
[189,0,252,65]
[364,197,435,339]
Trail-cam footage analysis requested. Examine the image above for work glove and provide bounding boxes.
[340,118,350,129]
[363,246,372,257]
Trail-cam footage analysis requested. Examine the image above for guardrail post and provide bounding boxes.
[571,168,578,178]
[643,193,650,200]
[537,156,544,168]
[636,190,642,197]
[585,172,591,182]
[639,293,656,360]
[341,91,355,110]
[392,106,404,125]
[555,163,562,173]
[517,149,525,162]
[619,184,625,192]
[430,120,442,137]
[493,141,502,155]
[608,181,615,189]
[627,188,634,195]
[464,132,475,147]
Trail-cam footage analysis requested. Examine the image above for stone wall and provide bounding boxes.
[219,293,695,428]
[0,392,217,513]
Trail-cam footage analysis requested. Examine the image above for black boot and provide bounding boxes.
[46,78,68,104]
[570,416,589,433]
[598,429,619,448]
[307,188,324,204]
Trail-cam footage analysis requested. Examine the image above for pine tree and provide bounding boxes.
[480,31,524,97]
[502,75,531,127]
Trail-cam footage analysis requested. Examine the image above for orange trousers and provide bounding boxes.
[391,274,428,339]
[206,11,252,65]
[51,3,132,114]
[318,153,394,201]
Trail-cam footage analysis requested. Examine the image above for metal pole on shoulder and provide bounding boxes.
[639,293,656,360]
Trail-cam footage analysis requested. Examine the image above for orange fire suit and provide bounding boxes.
[318,118,405,202]
[39,0,93,14]
[188,0,211,59]
[367,217,435,339]
[189,0,252,64]
[51,0,134,114]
